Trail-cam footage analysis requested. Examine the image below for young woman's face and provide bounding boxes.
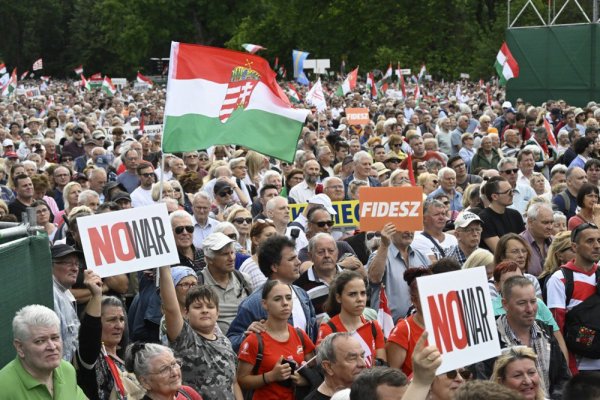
[337,278,367,317]
[262,283,293,321]
[35,204,50,224]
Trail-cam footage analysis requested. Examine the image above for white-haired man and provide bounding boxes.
[427,167,463,214]
[343,151,381,192]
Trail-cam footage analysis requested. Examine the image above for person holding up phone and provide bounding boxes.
[237,280,316,400]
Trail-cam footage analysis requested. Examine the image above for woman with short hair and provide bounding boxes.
[491,346,545,400]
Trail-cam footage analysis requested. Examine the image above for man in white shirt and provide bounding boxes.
[289,159,321,203]
[411,199,458,262]
[130,162,156,207]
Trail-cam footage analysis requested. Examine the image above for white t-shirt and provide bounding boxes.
[410,231,458,260]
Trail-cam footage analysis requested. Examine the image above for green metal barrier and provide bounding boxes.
[0,235,52,367]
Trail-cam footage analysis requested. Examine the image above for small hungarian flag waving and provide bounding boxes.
[80,74,91,91]
[495,42,519,85]
[241,43,266,54]
[40,76,50,82]
[377,286,394,338]
[102,76,116,96]
[32,58,43,71]
[137,71,154,87]
[74,65,84,75]
[1,68,17,97]
[20,70,29,80]
[336,67,358,96]
[543,119,558,148]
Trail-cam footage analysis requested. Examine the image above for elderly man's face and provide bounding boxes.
[15,324,62,374]
[325,336,367,387]
[440,171,456,192]
[172,216,193,248]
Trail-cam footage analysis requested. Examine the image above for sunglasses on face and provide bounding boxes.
[174,225,194,234]
[226,233,237,240]
[232,217,252,224]
[366,232,381,240]
[218,189,234,197]
[501,168,519,174]
[445,369,472,380]
[141,173,155,178]
[313,220,334,228]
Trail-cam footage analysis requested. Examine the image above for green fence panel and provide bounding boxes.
[0,235,52,367]
[506,24,598,106]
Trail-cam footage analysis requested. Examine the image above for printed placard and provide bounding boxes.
[417,267,501,374]
[78,203,179,278]
[358,186,424,231]
[345,108,370,125]
[289,200,359,228]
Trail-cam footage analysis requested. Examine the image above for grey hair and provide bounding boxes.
[353,150,372,164]
[213,221,238,241]
[228,157,246,169]
[308,232,336,254]
[317,332,354,365]
[566,166,584,179]
[294,150,306,165]
[22,160,37,169]
[13,305,60,341]
[87,167,107,180]
[323,176,343,188]
[261,170,281,187]
[192,191,211,203]
[551,163,568,176]
[526,202,553,221]
[437,166,456,180]
[102,295,125,311]
[553,211,567,223]
[126,342,173,378]
[266,196,287,213]
[423,199,446,214]
[497,157,517,171]
[317,146,331,158]
[169,209,193,225]
[78,189,99,205]
[168,156,183,168]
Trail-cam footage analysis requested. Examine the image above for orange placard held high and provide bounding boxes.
[358,186,424,232]
[345,108,370,125]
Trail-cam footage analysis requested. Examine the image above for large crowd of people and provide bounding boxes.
[2,76,600,399]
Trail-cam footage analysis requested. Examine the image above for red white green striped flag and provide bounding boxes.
[366,72,377,99]
[495,42,519,85]
[80,74,91,91]
[1,68,17,97]
[382,63,393,81]
[102,76,116,96]
[74,65,84,75]
[543,119,558,148]
[335,67,358,96]
[137,71,154,87]
[163,42,309,162]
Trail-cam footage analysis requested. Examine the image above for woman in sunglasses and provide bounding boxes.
[318,271,386,367]
[227,205,253,253]
[428,368,471,400]
[491,346,545,400]
[171,210,204,273]
[416,172,439,195]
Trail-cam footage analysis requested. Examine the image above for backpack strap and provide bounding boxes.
[327,321,337,333]
[177,387,194,400]
[233,270,253,296]
[560,191,571,213]
[295,327,306,350]
[370,321,378,341]
[251,332,264,375]
[420,232,446,258]
[561,267,575,307]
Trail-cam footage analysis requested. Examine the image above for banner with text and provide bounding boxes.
[78,203,179,278]
[345,108,371,125]
[358,186,424,231]
[417,267,500,374]
[289,200,359,228]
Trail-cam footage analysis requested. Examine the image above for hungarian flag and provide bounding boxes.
[41,76,50,82]
[418,64,427,81]
[414,84,421,101]
[377,287,394,339]
[382,63,393,81]
[306,78,326,112]
[102,76,116,96]
[1,68,17,97]
[32,58,43,71]
[335,67,358,96]
[366,72,377,99]
[242,43,266,54]
[162,41,309,162]
[398,62,406,98]
[137,71,154,87]
[495,42,519,85]
[286,82,301,104]
[486,83,492,106]
[0,63,6,75]
[80,74,91,91]
[20,70,29,80]
[543,119,558,148]
[74,65,84,75]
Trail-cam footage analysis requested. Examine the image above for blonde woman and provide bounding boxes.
[55,181,82,226]
[538,231,575,289]
[151,181,174,202]
[529,172,551,201]
[226,205,253,253]
[463,248,495,280]
[416,172,439,195]
[490,346,546,400]
[246,151,269,188]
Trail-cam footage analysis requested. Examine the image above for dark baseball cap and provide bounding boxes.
[51,244,81,260]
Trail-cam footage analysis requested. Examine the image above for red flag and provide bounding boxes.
[398,62,406,98]
[486,83,492,106]
[407,153,416,185]
[544,119,558,148]
[140,113,145,134]
[137,71,154,87]
[20,70,29,80]
[377,286,394,338]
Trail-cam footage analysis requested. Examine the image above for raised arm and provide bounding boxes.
[158,266,184,342]
[367,223,395,284]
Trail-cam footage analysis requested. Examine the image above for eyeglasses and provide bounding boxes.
[149,359,182,377]
[366,232,381,240]
[451,163,466,169]
[176,282,197,290]
[218,189,233,197]
[445,369,472,380]
[174,225,194,234]
[54,261,79,267]
[313,220,334,228]
[199,157,209,161]
[185,154,199,158]
[281,162,290,167]
[496,188,514,196]
[501,168,519,175]
[140,173,155,178]
[432,180,439,185]
[232,217,252,224]
[392,143,402,148]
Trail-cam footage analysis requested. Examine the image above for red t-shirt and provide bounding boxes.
[387,315,424,376]
[238,324,316,400]
[316,315,385,367]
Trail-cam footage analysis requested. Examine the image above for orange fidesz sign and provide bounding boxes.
[358,186,424,231]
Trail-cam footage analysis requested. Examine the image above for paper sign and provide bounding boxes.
[400,69,411,75]
[78,203,179,278]
[142,124,163,137]
[358,186,424,231]
[460,73,470,79]
[289,200,359,227]
[417,267,501,374]
[345,108,370,125]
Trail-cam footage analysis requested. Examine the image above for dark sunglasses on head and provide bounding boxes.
[218,189,234,197]
[313,220,334,228]
[174,225,194,234]
[366,232,381,240]
[446,369,472,380]
[226,233,237,240]
[233,217,252,224]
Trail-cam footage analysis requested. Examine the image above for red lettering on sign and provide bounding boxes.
[111,222,135,261]
[89,225,116,265]
[427,291,468,354]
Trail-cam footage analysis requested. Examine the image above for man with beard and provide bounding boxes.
[289,159,321,203]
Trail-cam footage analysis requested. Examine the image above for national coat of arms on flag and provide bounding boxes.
[219,64,260,123]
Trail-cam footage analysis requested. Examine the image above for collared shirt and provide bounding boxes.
[53,278,80,362]
[200,268,251,334]
[0,358,86,399]
[294,265,343,323]
[367,243,431,322]
[427,187,463,213]
[517,170,551,193]
[193,217,218,249]
[509,183,536,216]
[289,181,316,203]
[520,229,552,277]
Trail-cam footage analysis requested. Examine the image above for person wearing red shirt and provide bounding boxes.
[317,270,385,367]
[238,280,316,400]
[386,267,432,376]
[399,134,446,170]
